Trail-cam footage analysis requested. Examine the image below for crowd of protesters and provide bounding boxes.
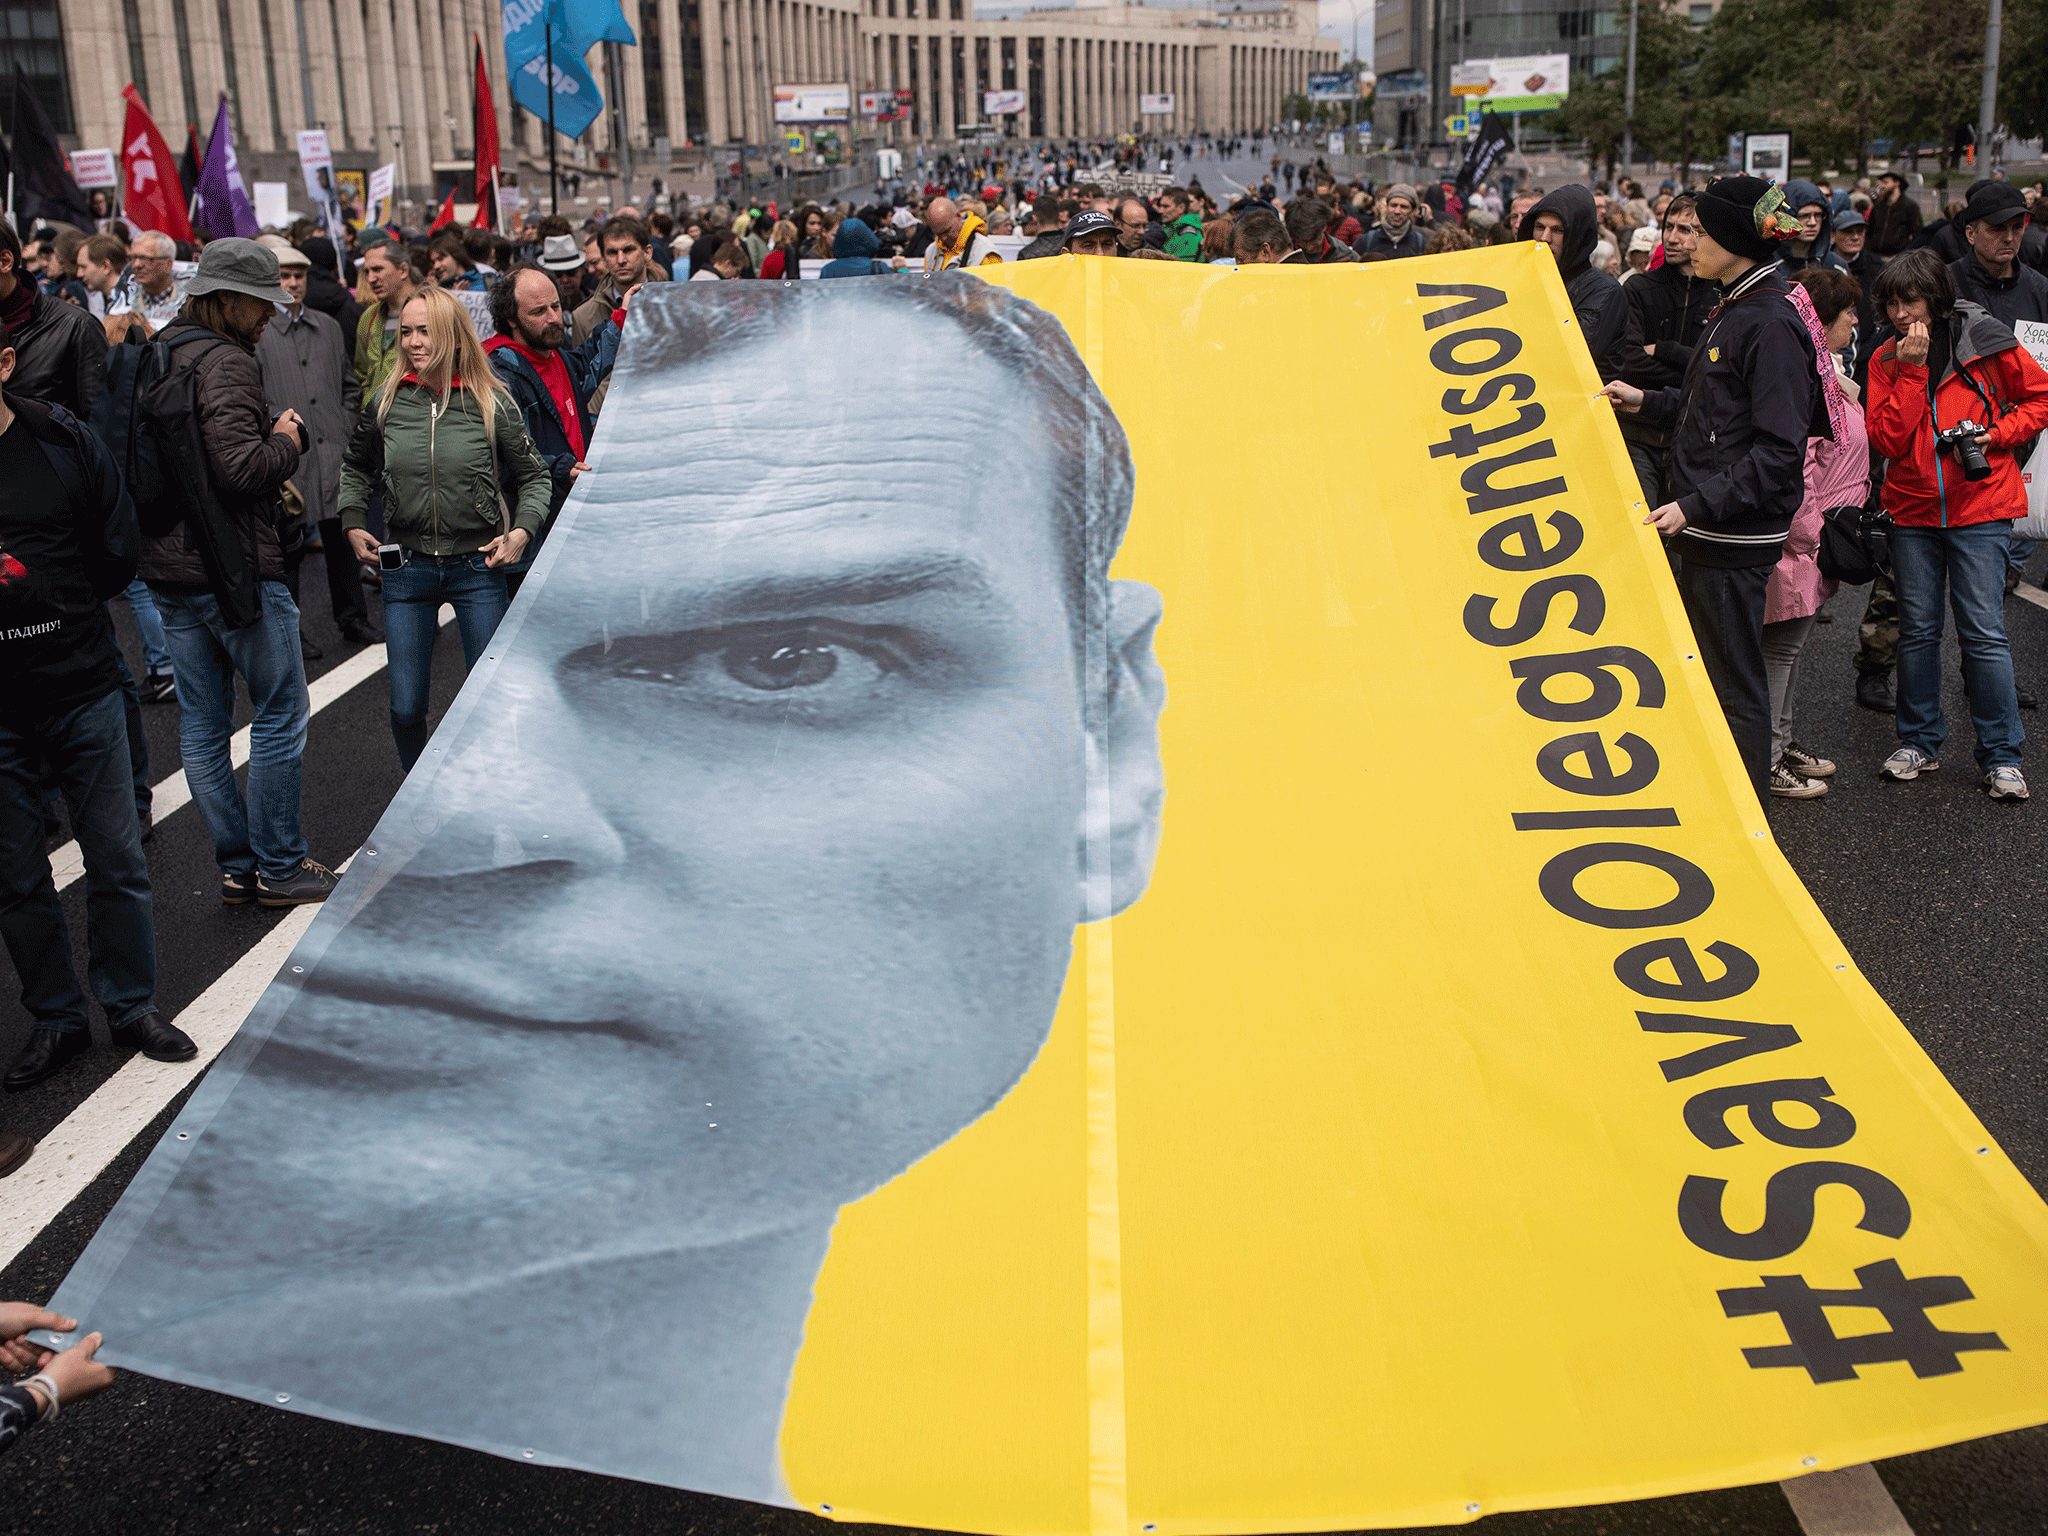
[3,132,2048,1448]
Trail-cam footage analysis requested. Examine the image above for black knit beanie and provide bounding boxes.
[1694,176,1801,263]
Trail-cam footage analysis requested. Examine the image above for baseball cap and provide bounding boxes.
[1627,225,1658,254]
[1832,208,1868,232]
[1062,210,1117,246]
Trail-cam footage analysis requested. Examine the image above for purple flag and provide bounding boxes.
[192,96,259,240]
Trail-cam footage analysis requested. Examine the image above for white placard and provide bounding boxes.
[2013,319,2048,371]
[68,148,119,189]
[1140,93,1175,115]
[252,181,292,229]
[983,89,1026,117]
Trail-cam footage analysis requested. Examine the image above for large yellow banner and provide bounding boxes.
[781,248,2048,1530]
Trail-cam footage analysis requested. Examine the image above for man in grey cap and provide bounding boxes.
[136,238,339,910]
[255,236,374,645]
[1831,208,1880,372]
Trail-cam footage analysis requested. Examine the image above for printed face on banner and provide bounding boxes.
[75,278,1161,1500]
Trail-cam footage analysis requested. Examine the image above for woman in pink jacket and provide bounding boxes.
[1765,267,1870,799]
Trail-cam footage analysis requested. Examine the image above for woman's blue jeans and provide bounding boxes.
[383,550,509,771]
[1893,521,2025,771]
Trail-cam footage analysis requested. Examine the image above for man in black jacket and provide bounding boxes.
[1601,176,1824,806]
[1519,184,1628,382]
[1617,193,1719,504]
[0,326,197,1096]
[0,218,104,419]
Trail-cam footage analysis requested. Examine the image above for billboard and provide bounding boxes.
[773,83,851,123]
[1449,54,1570,112]
[1744,132,1792,178]
[1307,71,1355,102]
[983,88,1026,116]
[1139,93,1175,115]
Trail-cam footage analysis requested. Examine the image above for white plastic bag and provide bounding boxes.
[2013,321,2048,541]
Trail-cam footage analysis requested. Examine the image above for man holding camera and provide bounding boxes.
[1865,248,2048,801]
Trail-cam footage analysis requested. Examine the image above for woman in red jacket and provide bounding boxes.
[1866,248,2048,801]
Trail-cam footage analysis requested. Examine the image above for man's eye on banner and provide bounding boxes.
[36,258,2048,1534]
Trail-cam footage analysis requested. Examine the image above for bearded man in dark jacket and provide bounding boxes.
[137,240,337,911]
[1519,183,1629,381]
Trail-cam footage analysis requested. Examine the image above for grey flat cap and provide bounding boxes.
[183,237,295,304]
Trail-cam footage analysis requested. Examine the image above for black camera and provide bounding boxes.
[1935,420,1993,482]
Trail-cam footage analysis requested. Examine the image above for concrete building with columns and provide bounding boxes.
[25,0,1332,212]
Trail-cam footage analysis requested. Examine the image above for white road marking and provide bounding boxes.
[47,609,453,894]
[1782,1464,1915,1535]
[2015,583,2048,614]
[0,855,352,1272]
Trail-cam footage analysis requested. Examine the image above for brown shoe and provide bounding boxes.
[0,1131,32,1178]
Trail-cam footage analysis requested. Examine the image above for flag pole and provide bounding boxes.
[546,16,559,215]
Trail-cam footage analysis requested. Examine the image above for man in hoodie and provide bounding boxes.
[1356,184,1426,260]
[819,218,905,278]
[922,198,1003,274]
[1617,193,1720,505]
[1519,184,1628,383]
[1600,176,1824,806]
[1782,180,1849,273]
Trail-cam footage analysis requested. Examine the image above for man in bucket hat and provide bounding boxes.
[1600,177,1829,807]
[136,238,341,910]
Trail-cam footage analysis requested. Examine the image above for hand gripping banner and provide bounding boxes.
[42,250,2048,1531]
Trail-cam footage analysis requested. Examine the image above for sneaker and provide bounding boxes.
[1881,746,1940,781]
[256,858,340,906]
[221,870,259,906]
[1985,766,2030,802]
[1855,672,1894,713]
[1770,762,1829,799]
[1781,742,1836,779]
[138,670,177,705]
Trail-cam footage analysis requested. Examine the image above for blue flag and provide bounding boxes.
[503,0,635,141]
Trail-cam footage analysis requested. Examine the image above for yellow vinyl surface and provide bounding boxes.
[779,249,2048,1532]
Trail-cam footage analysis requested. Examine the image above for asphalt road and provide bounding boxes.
[1,545,2045,1534]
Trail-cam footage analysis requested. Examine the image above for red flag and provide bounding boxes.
[429,188,456,233]
[472,36,500,232]
[119,85,194,243]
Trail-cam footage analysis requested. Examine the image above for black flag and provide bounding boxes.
[179,123,202,200]
[1455,110,1512,202]
[8,65,91,226]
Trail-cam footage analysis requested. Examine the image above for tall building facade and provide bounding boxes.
[37,0,1332,214]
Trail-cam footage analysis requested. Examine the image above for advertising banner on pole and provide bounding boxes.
[1307,71,1355,101]
[1139,93,1174,115]
[38,254,2048,1534]
[983,88,1026,116]
[1449,54,1570,112]
[773,83,851,123]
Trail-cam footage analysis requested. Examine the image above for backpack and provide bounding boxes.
[111,330,233,539]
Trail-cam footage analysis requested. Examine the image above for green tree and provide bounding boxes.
[2005,0,2048,139]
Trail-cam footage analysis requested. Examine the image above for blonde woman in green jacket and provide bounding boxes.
[340,286,552,770]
